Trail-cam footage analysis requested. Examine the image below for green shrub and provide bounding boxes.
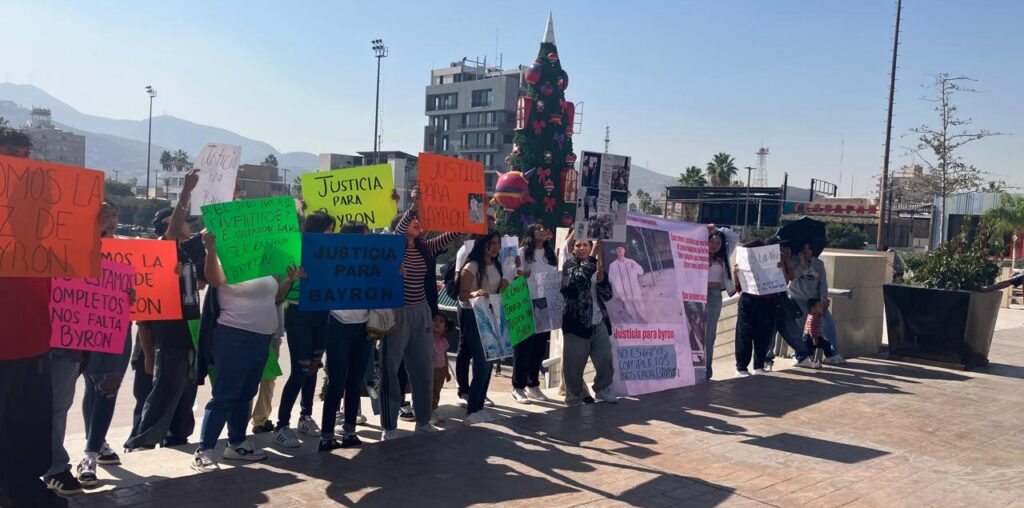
[904,234,999,291]
[826,223,869,250]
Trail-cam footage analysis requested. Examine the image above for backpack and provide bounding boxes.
[441,258,460,300]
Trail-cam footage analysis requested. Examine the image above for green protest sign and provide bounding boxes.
[201,196,301,283]
[190,319,282,381]
[502,276,535,346]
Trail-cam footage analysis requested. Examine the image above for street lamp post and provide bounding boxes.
[371,39,388,165]
[145,85,157,198]
[744,166,754,231]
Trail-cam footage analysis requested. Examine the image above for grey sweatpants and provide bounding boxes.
[562,324,614,405]
[380,302,434,430]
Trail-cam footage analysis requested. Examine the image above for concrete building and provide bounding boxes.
[423,58,524,191]
[318,153,364,172]
[356,151,417,211]
[238,164,286,199]
[159,157,193,203]
[21,108,86,167]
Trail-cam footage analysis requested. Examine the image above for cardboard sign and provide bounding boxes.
[201,196,301,284]
[49,260,134,353]
[301,164,396,230]
[502,276,535,346]
[0,156,104,277]
[527,271,563,332]
[471,294,512,361]
[574,151,630,242]
[101,238,183,320]
[735,245,788,295]
[417,153,487,235]
[190,144,242,215]
[299,233,404,310]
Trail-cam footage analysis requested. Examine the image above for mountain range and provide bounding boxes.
[0,83,676,197]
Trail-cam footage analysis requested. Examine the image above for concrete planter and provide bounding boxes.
[883,284,1001,369]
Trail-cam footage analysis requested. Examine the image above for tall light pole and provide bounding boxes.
[145,85,157,198]
[744,166,755,230]
[371,39,388,165]
[877,0,902,249]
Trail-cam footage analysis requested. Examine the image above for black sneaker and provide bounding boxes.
[340,435,363,448]
[252,421,274,434]
[44,470,83,496]
[318,438,343,453]
[398,403,416,422]
[97,443,121,465]
[582,396,596,405]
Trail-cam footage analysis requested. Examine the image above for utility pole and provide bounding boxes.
[371,39,388,166]
[281,167,291,196]
[876,0,902,248]
[144,85,157,198]
[112,170,119,182]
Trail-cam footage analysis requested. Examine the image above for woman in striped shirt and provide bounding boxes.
[381,192,461,440]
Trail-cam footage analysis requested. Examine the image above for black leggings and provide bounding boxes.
[735,294,779,371]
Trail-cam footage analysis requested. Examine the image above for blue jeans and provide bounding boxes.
[81,331,132,453]
[792,297,839,354]
[323,319,371,437]
[458,308,493,414]
[278,307,328,428]
[124,344,197,449]
[198,326,271,450]
[704,289,723,380]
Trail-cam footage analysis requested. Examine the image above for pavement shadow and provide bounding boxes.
[740,432,889,464]
[976,362,1024,380]
[833,360,972,382]
[71,466,301,508]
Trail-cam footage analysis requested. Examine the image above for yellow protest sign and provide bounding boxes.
[301,164,396,230]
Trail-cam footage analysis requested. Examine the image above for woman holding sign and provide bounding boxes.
[560,237,617,406]
[384,195,460,439]
[272,212,334,449]
[458,231,509,422]
[704,228,736,380]
[511,224,556,404]
[192,232,302,472]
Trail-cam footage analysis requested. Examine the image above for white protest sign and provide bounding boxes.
[190,143,242,215]
[470,294,512,361]
[528,271,563,332]
[735,245,788,295]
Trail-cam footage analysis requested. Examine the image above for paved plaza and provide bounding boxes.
[63,311,1024,507]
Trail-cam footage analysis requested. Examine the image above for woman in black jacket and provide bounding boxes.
[560,236,617,406]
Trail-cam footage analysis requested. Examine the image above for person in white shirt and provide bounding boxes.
[510,224,557,405]
[607,246,648,323]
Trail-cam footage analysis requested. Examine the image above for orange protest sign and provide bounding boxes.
[0,156,104,277]
[416,153,487,235]
[101,238,183,321]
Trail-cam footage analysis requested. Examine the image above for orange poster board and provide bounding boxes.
[416,153,487,235]
[101,238,183,321]
[0,156,104,277]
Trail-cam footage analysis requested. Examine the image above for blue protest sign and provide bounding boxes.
[299,233,404,310]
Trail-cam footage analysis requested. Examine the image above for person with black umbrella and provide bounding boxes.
[789,242,845,365]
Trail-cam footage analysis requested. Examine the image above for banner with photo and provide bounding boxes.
[599,212,709,396]
[527,271,563,333]
[574,151,630,242]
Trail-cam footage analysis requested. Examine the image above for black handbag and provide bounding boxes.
[780,295,804,320]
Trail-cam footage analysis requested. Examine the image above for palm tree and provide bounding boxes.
[263,154,279,167]
[705,152,738,186]
[159,150,173,165]
[678,165,707,187]
[984,194,1024,267]
[172,149,189,163]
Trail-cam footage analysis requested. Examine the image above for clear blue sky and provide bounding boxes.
[5,0,1022,195]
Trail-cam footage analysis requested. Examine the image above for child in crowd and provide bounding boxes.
[802,298,836,369]
[431,313,453,420]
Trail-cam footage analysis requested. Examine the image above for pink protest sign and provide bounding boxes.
[50,260,134,353]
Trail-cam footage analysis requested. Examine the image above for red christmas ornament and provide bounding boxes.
[525,63,543,85]
[565,153,577,165]
[494,171,535,211]
[547,52,559,63]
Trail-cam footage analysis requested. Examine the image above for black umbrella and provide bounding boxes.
[776,217,827,257]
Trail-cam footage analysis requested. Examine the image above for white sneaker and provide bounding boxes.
[298,415,321,437]
[75,456,98,487]
[415,423,441,434]
[824,354,846,365]
[812,360,823,369]
[525,386,550,401]
[484,397,495,408]
[356,414,368,425]
[753,368,769,375]
[192,449,220,472]
[795,358,815,368]
[595,388,619,404]
[465,410,497,425]
[274,426,300,448]
[735,370,751,378]
[223,441,267,461]
[380,429,399,442]
[457,395,469,408]
[511,388,531,404]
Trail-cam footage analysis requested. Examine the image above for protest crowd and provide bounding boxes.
[0,136,844,508]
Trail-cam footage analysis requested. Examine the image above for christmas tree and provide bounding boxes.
[496,14,578,234]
